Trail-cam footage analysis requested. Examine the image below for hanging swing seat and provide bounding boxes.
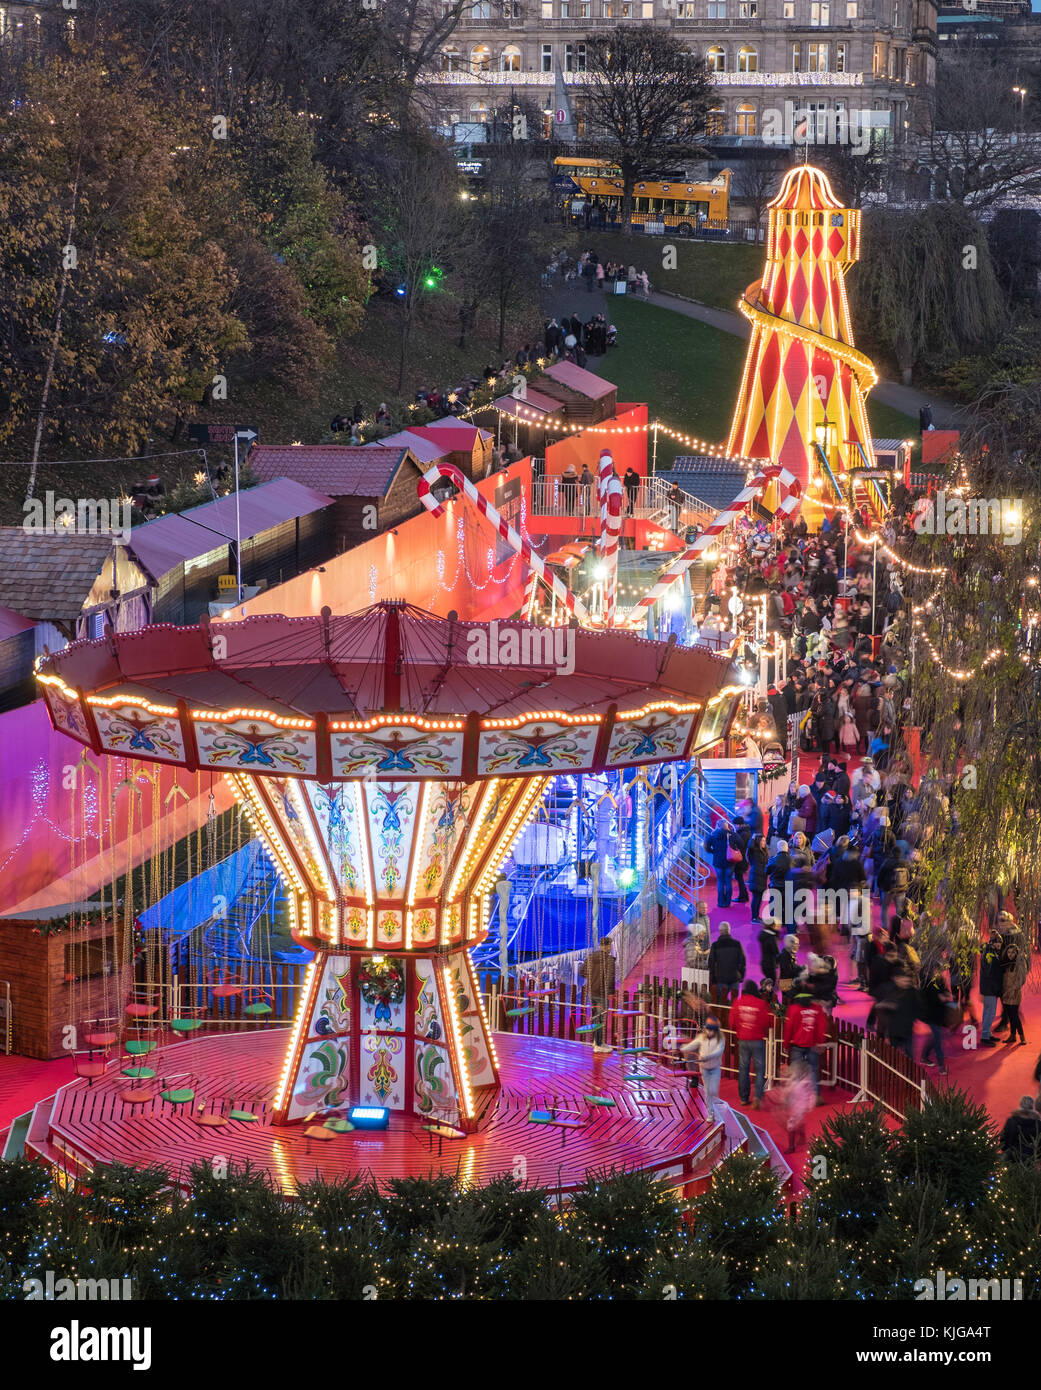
[422,1122,466,1139]
[75,1059,107,1080]
[125,1003,158,1018]
[210,984,243,999]
[119,1087,155,1104]
[526,987,556,997]
[505,1006,535,1017]
[529,1109,584,1128]
[619,1046,650,1054]
[125,1039,157,1055]
[611,1009,646,1018]
[625,1073,655,1082]
[575,1022,601,1035]
[85,1032,118,1048]
[304,1125,338,1141]
[170,1018,203,1033]
[196,1111,228,1128]
[229,1108,259,1123]
[122,1065,156,1079]
[584,1094,616,1107]
[243,1001,272,1016]
[160,1086,196,1104]
[323,1117,354,1133]
[633,1095,674,1108]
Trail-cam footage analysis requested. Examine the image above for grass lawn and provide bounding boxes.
[557,229,763,312]
[600,298,916,469]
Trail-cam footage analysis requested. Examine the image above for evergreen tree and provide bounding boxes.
[687,1153,785,1298]
[568,1167,684,1298]
[897,1087,1000,1213]
[807,1104,897,1240]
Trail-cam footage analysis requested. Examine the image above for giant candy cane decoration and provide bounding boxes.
[620,465,801,625]
[601,477,624,628]
[417,462,591,623]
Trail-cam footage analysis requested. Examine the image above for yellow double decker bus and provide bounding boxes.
[554,156,731,236]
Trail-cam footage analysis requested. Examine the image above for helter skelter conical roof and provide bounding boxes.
[36,601,741,782]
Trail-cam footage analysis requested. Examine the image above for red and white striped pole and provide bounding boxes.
[597,449,614,554]
[602,478,624,627]
[620,466,797,625]
[417,462,591,623]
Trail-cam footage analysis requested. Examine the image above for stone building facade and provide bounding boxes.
[427,0,938,146]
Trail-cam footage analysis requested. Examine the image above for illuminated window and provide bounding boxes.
[810,1,829,24]
[835,41,846,70]
[542,0,553,15]
[905,49,913,82]
[470,101,489,121]
[501,44,522,71]
[679,1,696,13]
[737,45,758,71]
[707,106,726,134]
[739,0,757,15]
[642,0,655,15]
[471,44,492,72]
[846,0,857,14]
[736,103,757,135]
[707,45,726,70]
[873,41,884,75]
[809,41,828,70]
[792,40,801,69]
[783,1,794,14]
[441,46,464,71]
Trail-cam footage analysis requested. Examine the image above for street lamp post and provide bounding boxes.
[1013,86,1027,132]
[233,429,258,603]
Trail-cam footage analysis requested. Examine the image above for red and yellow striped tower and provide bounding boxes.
[727,165,879,513]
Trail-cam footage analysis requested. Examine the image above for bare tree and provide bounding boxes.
[581,26,713,237]
[928,56,1041,212]
[732,151,789,241]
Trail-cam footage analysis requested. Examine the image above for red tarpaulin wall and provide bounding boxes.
[543,404,648,480]
[0,700,235,917]
[221,458,534,623]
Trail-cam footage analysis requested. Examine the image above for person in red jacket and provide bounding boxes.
[733,980,772,1109]
[782,986,829,1102]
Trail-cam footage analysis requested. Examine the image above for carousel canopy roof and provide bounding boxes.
[36,602,739,782]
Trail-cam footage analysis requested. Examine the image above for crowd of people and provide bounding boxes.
[546,247,652,299]
[654,499,1038,1154]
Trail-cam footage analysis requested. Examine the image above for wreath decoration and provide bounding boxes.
[358,957,406,1020]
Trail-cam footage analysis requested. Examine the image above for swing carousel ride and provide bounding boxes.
[27,600,747,1193]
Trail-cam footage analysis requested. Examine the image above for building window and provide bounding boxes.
[471,0,492,16]
[603,0,612,13]
[642,0,654,15]
[471,44,492,73]
[893,2,899,24]
[501,44,522,71]
[707,45,726,71]
[441,47,463,71]
[564,42,587,69]
[736,103,757,135]
[470,101,488,121]
[888,44,897,77]
[560,0,569,15]
[810,1,829,24]
[542,0,553,16]
[542,43,553,70]
[739,0,757,15]
[620,0,633,14]
[707,106,726,135]
[707,0,726,15]
[809,40,828,70]
[792,41,801,70]
[782,1,794,14]
[835,41,846,71]
[846,0,857,14]
[905,49,913,83]
[679,1,696,12]
[737,45,758,72]
[579,0,590,12]
[873,42,884,75]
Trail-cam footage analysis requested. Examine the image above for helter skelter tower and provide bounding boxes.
[727,165,880,509]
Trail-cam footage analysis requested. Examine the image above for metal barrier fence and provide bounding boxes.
[481,970,928,1120]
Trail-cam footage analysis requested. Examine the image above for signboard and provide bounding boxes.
[217,574,238,591]
[187,423,258,445]
[850,469,892,480]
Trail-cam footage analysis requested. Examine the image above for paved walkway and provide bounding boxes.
[644,290,964,429]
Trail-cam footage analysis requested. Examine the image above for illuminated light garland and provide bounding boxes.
[272,961,318,1112]
[851,529,948,577]
[912,621,1004,683]
[441,965,475,1119]
[330,713,465,732]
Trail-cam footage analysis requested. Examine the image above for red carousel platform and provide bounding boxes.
[21,1029,789,1197]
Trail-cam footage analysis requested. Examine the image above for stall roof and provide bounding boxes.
[128,479,334,581]
[0,532,121,624]
[421,419,492,443]
[407,424,491,451]
[249,445,411,499]
[542,361,616,401]
[493,389,562,419]
[0,604,35,640]
[367,430,452,464]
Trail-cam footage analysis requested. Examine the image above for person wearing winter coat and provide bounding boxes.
[730,818,752,905]
[681,1017,725,1119]
[707,921,746,1004]
[704,821,734,908]
[919,971,954,1072]
[979,928,1006,1046]
[793,784,818,838]
[746,834,770,922]
[1001,939,1027,1045]
[758,917,781,983]
[682,926,711,996]
[777,933,801,1009]
[782,987,829,1100]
